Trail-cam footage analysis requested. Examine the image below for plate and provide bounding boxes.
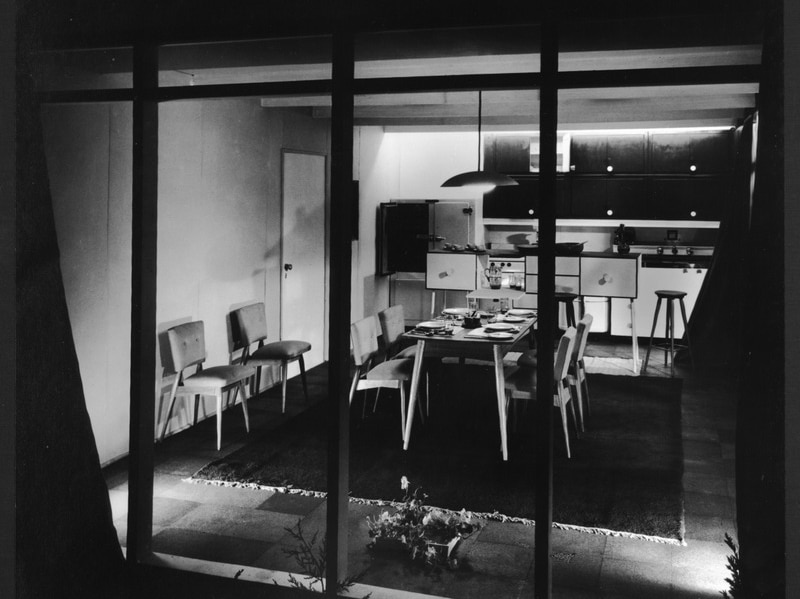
[503,315,525,323]
[488,332,514,340]
[416,320,446,330]
[442,307,471,316]
[507,309,536,317]
[484,322,515,331]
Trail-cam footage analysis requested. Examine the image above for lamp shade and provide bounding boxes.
[441,170,519,188]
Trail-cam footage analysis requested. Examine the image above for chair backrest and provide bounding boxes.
[554,327,577,384]
[351,317,380,367]
[378,305,405,356]
[572,314,594,363]
[167,321,207,372]
[234,303,268,346]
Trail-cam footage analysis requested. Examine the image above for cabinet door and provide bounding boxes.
[606,134,646,173]
[483,175,539,219]
[569,135,607,173]
[570,134,645,173]
[484,134,531,174]
[651,177,728,220]
[650,131,733,174]
[570,177,646,219]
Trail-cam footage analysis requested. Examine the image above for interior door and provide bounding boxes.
[281,150,327,375]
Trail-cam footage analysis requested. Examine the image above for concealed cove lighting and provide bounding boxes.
[441,90,518,191]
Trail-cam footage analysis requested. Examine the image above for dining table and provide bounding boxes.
[400,309,537,461]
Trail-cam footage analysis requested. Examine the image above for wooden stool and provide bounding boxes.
[642,290,693,376]
[555,292,579,329]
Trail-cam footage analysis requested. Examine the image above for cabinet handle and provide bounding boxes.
[606,165,614,173]
[570,165,576,171]
[689,164,697,172]
[528,209,535,215]
[606,209,614,216]
[690,210,697,218]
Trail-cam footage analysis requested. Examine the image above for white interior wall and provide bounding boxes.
[42,103,133,466]
[44,99,329,464]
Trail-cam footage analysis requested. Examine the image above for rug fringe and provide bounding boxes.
[184,476,684,545]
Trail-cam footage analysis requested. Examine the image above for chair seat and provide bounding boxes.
[184,364,254,388]
[366,357,414,381]
[252,340,311,361]
[517,350,537,368]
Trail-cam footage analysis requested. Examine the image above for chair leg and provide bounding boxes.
[373,388,381,413]
[216,391,223,451]
[299,355,309,402]
[667,300,675,375]
[558,394,571,459]
[567,389,580,438]
[238,381,250,433]
[349,371,360,406]
[159,377,181,442]
[571,376,585,432]
[580,364,590,415]
[642,297,663,373]
[678,298,694,368]
[280,361,289,413]
[193,394,200,426]
[399,384,407,440]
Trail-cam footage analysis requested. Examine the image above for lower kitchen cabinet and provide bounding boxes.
[610,266,707,339]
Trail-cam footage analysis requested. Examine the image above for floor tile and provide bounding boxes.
[151,527,272,567]
[159,479,274,508]
[603,536,681,564]
[476,521,536,547]
[170,503,300,543]
[460,540,534,580]
[683,473,729,496]
[258,491,325,516]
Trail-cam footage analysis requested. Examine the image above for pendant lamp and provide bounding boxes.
[441,90,518,190]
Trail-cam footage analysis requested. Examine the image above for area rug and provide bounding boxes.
[191,372,684,542]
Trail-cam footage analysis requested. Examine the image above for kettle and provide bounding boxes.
[484,263,503,289]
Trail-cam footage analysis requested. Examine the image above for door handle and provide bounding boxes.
[284,263,293,278]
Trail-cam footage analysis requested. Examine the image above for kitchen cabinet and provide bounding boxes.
[650,130,734,174]
[482,175,570,219]
[569,134,646,174]
[483,134,531,174]
[610,266,707,338]
[650,177,729,221]
[580,254,640,298]
[426,252,485,291]
[570,177,648,219]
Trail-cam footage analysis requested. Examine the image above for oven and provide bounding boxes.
[627,244,714,269]
[486,257,526,290]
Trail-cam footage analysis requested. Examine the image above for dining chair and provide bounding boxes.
[378,305,433,416]
[233,302,311,413]
[505,327,579,458]
[350,316,419,438]
[160,321,255,451]
[567,314,593,432]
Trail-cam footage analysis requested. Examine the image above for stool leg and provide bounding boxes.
[642,298,663,373]
[678,298,694,369]
[668,299,676,376]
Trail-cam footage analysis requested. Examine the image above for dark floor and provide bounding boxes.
[105,337,738,599]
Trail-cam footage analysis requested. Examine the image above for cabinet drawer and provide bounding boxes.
[580,256,639,298]
[426,253,479,290]
[525,256,580,275]
[525,275,580,294]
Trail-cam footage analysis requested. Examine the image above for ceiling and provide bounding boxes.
[34,14,763,130]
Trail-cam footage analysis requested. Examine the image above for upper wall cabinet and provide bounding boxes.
[483,134,531,174]
[649,130,734,174]
[569,134,646,174]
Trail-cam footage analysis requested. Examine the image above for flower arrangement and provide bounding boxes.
[366,476,481,567]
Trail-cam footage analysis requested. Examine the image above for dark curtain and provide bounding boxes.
[15,5,129,598]
[736,1,785,598]
[683,117,753,373]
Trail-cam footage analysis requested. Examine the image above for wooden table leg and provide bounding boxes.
[493,344,509,461]
[630,298,640,374]
[403,339,426,450]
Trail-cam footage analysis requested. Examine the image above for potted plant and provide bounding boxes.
[366,477,480,567]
